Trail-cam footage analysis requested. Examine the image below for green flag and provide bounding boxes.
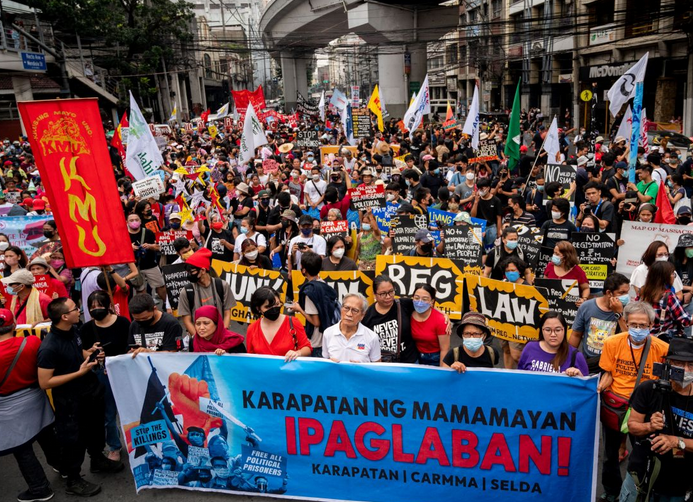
[505,79,521,171]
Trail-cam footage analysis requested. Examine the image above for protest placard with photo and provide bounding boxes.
[262,158,279,173]
[572,232,615,289]
[375,255,465,319]
[156,230,194,257]
[465,274,550,343]
[347,184,386,210]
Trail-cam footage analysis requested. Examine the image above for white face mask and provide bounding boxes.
[312,174,320,182]
[386,193,395,201]
[245,250,259,260]
[478,189,488,197]
[466,172,475,181]
[682,371,693,388]
[0,242,8,251]
[551,211,562,220]
[332,248,345,259]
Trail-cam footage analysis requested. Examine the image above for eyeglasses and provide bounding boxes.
[627,323,650,330]
[462,331,484,338]
[66,307,80,315]
[412,296,432,302]
[670,360,693,369]
[376,290,395,298]
[542,327,565,335]
[342,306,362,315]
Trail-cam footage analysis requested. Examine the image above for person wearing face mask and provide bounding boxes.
[630,240,685,299]
[419,159,445,197]
[543,241,590,306]
[172,237,195,265]
[127,212,167,305]
[28,257,68,298]
[385,182,404,204]
[233,217,267,262]
[354,210,383,271]
[246,286,312,360]
[128,293,183,355]
[410,284,450,366]
[135,200,161,233]
[675,205,692,227]
[483,227,526,280]
[442,312,499,372]
[176,248,236,345]
[319,185,351,220]
[569,273,631,374]
[327,167,348,199]
[79,291,131,461]
[304,167,327,213]
[471,178,502,249]
[578,213,600,233]
[199,208,235,263]
[637,260,691,341]
[597,301,670,502]
[238,239,272,269]
[540,198,576,249]
[288,215,327,271]
[322,236,356,271]
[673,233,693,337]
[620,338,693,502]
[402,169,421,202]
[266,191,303,234]
[95,267,131,320]
[0,269,50,324]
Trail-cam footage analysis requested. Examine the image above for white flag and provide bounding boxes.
[607,53,648,117]
[126,92,164,181]
[232,106,239,123]
[380,88,389,118]
[330,88,348,111]
[209,102,230,120]
[462,84,480,150]
[318,91,325,122]
[403,75,431,139]
[615,105,632,142]
[544,116,561,163]
[240,103,268,165]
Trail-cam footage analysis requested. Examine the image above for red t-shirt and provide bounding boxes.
[544,262,589,286]
[246,316,312,356]
[111,285,131,320]
[14,292,52,324]
[0,335,41,394]
[411,308,448,354]
[320,195,352,220]
[51,277,68,298]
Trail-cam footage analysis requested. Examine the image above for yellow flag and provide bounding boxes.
[368,85,384,132]
[208,125,218,138]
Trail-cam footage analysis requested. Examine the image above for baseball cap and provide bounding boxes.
[0,308,14,327]
[577,156,589,167]
[414,229,434,243]
[1,269,35,286]
[169,212,182,221]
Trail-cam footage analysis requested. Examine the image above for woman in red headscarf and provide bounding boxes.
[193,305,246,354]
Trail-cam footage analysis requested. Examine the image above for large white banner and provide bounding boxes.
[616,220,693,278]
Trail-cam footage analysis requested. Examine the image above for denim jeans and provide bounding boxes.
[418,352,440,366]
[10,439,50,494]
[97,368,121,451]
[619,471,687,502]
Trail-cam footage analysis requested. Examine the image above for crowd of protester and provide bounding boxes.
[0,108,692,502]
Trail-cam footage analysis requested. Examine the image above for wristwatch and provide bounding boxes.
[678,438,686,450]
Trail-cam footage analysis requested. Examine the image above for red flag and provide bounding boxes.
[111,112,131,177]
[654,181,676,224]
[200,109,210,124]
[18,98,135,268]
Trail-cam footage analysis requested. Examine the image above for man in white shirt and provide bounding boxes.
[322,293,381,363]
[304,167,327,210]
[288,215,327,271]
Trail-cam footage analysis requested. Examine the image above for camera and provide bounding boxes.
[652,361,685,391]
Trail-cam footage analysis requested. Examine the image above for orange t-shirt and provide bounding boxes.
[599,332,669,398]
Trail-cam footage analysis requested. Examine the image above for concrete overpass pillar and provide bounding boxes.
[281,52,308,112]
[378,50,407,119]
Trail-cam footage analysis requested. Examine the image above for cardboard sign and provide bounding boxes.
[534,278,580,329]
[443,223,483,271]
[161,263,188,310]
[31,274,55,298]
[469,138,499,163]
[375,255,465,319]
[572,232,615,289]
[155,230,194,256]
[262,159,279,174]
[389,214,428,254]
[296,130,319,148]
[347,184,386,210]
[320,220,348,241]
[212,260,287,323]
[132,176,165,199]
[544,164,577,202]
[352,108,371,138]
[534,246,555,278]
[465,274,550,343]
[509,222,543,268]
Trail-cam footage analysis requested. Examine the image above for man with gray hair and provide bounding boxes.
[322,293,381,363]
[596,301,670,502]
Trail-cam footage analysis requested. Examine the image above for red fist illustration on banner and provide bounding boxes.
[168,373,222,444]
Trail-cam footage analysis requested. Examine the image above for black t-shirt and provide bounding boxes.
[442,345,497,368]
[80,316,131,357]
[234,196,254,218]
[128,312,183,351]
[202,227,234,262]
[476,196,502,226]
[676,258,693,288]
[541,219,577,249]
[267,204,304,226]
[627,380,693,496]
[36,326,100,399]
[485,246,524,280]
[130,228,157,269]
[362,298,418,363]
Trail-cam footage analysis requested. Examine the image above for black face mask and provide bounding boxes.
[679,217,691,225]
[43,230,54,239]
[90,308,108,321]
[138,315,155,327]
[421,242,433,253]
[187,271,200,283]
[144,210,152,217]
[264,306,281,321]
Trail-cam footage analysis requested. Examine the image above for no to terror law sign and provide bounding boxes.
[465,275,550,343]
[375,255,465,320]
[108,353,599,502]
[212,260,287,323]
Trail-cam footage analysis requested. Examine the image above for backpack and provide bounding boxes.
[492,245,524,269]
[185,278,225,315]
[453,345,496,365]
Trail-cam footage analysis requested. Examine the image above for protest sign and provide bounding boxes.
[534,246,555,278]
[132,175,165,199]
[375,255,465,319]
[465,274,550,343]
[617,221,692,278]
[443,224,483,271]
[533,278,580,329]
[296,92,319,116]
[108,353,599,501]
[469,138,499,163]
[161,263,188,310]
[155,230,194,257]
[31,274,55,298]
[296,130,319,148]
[348,185,386,210]
[263,159,279,173]
[320,220,348,241]
[291,270,374,306]
[212,260,287,323]
[572,232,615,289]
[390,214,428,254]
[509,223,543,268]
[0,215,52,256]
[427,207,456,227]
[543,164,577,202]
[372,202,400,232]
[352,108,372,138]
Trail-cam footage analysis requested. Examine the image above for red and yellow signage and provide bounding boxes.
[18,98,135,268]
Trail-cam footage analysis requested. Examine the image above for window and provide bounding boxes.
[203,54,212,79]
[625,0,658,37]
[587,0,615,25]
[446,44,458,66]
[459,44,467,67]
[492,0,502,19]
[510,13,524,44]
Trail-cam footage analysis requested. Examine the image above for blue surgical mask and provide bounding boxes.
[505,271,521,282]
[240,227,249,234]
[463,338,484,352]
[301,228,312,236]
[628,327,649,343]
[362,223,371,231]
[434,168,440,175]
[413,300,431,314]
[551,255,562,266]
[5,285,17,295]
[506,240,518,250]
[536,185,544,192]
[618,295,630,307]
[405,180,411,187]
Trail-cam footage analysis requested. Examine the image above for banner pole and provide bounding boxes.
[101,266,114,305]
